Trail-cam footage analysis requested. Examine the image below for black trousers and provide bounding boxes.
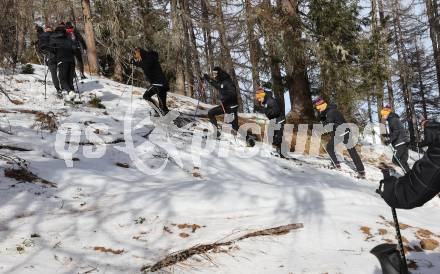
[273,118,285,148]
[393,144,410,173]
[326,132,365,172]
[143,85,169,113]
[58,61,75,91]
[74,49,85,76]
[208,104,239,132]
[47,61,60,91]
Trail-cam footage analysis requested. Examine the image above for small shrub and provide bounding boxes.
[87,95,106,109]
[21,64,34,74]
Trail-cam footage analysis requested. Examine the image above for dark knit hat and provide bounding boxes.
[313,97,326,106]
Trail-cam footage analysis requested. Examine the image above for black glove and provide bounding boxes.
[203,74,210,81]
[383,139,391,146]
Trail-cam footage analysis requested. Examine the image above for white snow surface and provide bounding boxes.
[0,65,439,274]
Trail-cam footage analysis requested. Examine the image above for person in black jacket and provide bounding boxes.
[49,24,75,95]
[314,98,366,178]
[132,47,170,114]
[204,67,239,137]
[255,87,285,154]
[66,22,87,79]
[380,120,440,209]
[35,25,61,93]
[380,106,410,173]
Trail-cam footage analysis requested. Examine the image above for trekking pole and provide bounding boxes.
[391,207,408,274]
[373,171,409,274]
[116,64,135,107]
[311,129,339,168]
[43,55,48,100]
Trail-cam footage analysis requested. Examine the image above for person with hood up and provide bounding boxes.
[65,21,87,79]
[380,106,411,173]
[49,23,75,98]
[132,47,170,115]
[379,119,440,209]
[204,67,239,137]
[34,24,61,93]
[255,87,285,155]
[314,98,366,178]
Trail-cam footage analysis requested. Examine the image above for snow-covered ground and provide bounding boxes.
[0,65,439,274]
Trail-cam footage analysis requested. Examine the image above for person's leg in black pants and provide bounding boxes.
[326,134,340,168]
[227,108,239,132]
[157,87,169,114]
[74,50,85,77]
[58,62,70,91]
[208,105,224,129]
[394,144,410,173]
[68,62,75,91]
[343,133,365,173]
[48,61,60,91]
[143,86,167,115]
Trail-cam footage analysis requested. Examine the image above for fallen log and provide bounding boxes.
[141,223,303,272]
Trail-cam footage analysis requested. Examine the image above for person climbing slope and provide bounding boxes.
[204,67,239,138]
[314,98,366,178]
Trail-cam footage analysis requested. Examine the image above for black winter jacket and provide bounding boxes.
[133,48,169,90]
[386,112,409,147]
[320,104,346,131]
[256,92,284,121]
[49,28,75,63]
[36,31,57,64]
[381,122,440,209]
[66,28,87,50]
[206,69,238,108]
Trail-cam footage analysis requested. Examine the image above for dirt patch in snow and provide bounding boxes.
[93,246,124,255]
[4,167,57,188]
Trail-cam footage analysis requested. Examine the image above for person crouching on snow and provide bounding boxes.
[254,87,285,156]
[132,47,170,115]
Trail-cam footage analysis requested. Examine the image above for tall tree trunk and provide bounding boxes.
[280,0,313,123]
[378,0,395,108]
[244,0,260,92]
[261,0,284,114]
[81,0,99,74]
[179,0,194,97]
[414,39,428,119]
[215,0,243,110]
[425,0,440,96]
[171,0,185,95]
[137,0,155,46]
[391,0,418,143]
[201,0,216,104]
[185,0,204,101]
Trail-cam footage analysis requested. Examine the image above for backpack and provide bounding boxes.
[37,32,51,54]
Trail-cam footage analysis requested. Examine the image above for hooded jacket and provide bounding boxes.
[386,112,410,147]
[206,68,238,108]
[256,91,284,121]
[66,27,87,50]
[49,27,75,63]
[381,121,440,209]
[133,48,169,89]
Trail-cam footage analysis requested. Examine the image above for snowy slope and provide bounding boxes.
[0,65,439,274]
